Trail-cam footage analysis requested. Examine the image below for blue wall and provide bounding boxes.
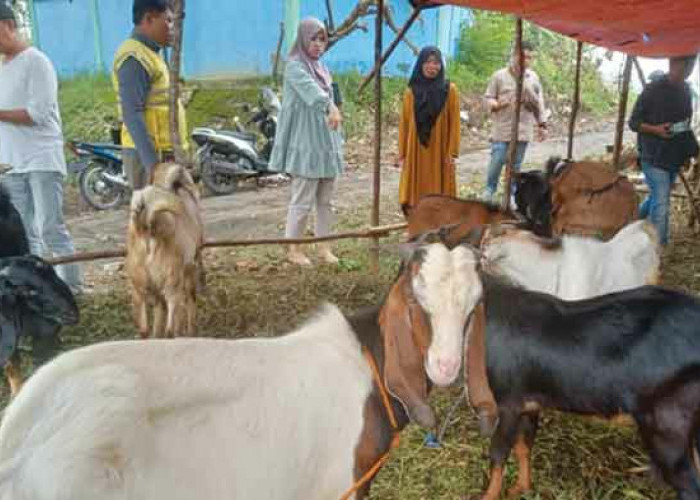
[32,0,471,78]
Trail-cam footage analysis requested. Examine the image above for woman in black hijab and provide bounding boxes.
[397,46,461,214]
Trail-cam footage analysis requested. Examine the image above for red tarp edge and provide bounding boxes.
[413,0,700,58]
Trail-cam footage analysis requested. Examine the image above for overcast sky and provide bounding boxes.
[598,50,700,93]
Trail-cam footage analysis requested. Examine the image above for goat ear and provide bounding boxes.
[380,275,436,429]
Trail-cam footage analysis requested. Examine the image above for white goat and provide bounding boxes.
[0,243,480,500]
[481,220,660,300]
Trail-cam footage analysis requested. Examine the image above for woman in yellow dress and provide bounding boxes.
[398,46,461,215]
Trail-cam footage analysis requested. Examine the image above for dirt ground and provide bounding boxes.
[66,124,620,281]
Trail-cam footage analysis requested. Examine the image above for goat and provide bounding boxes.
[0,187,76,396]
[0,242,480,500]
[0,185,29,259]
[126,163,204,338]
[514,157,638,240]
[460,220,659,436]
[481,219,660,300]
[0,256,79,396]
[458,266,700,500]
[407,194,518,246]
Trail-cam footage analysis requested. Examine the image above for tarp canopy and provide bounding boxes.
[412,0,700,58]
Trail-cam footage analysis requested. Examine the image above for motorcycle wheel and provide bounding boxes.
[79,161,126,210]
[199,154,240,196]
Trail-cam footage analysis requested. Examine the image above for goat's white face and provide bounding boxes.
[411,244,482,387]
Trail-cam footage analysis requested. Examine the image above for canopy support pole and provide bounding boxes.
[503,17,524,210]
[566,41,583,160]
[369,0,384,273]
[612,55,633,170]
[359,6,421,93]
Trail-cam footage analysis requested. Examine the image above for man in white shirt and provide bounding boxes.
[482,41,548,202]
[0,3,81,292]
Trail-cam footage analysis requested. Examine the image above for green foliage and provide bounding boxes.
[57,71,405,146]
[58,73,117,143]
[334,71,407,137]
[449,12,616,116]
[452,11,514,93]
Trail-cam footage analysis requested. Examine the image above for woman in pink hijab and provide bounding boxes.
[270,17,344,266]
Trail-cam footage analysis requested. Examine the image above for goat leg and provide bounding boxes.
[186,295,197,336]
[507,413,539,498]
[153,299,168,338]
[132,292,150,339]
[480,408,522,500]
[4,353,22,397]
[480,466,504,500]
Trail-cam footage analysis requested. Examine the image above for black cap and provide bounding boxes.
[0,3,16,22]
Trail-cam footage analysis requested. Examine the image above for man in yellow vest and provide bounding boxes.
[112,0,188,189]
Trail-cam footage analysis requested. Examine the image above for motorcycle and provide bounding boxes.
[191,87,287,196]
[67,140,128,210]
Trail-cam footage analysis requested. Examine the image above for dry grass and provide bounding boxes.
[1,195,699,500]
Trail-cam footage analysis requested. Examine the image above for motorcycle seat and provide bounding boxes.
[218,130,257,142]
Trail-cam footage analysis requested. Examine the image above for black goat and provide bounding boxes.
[0,185,30,258]
[0,186,77,396]
[512,168,553,237]
[473,275,700,500]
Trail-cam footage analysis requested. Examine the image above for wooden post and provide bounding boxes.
[566,41,583,160]
[272,22,285,86]
[89,0,104,72]
[612,55,633,170]
[26,0,40,48]
[369,0,383,274]
[168,0,187,165]
[503,17,524,210]
[324,0,335,32]
[358,6,421,93]
[633,57,646,87]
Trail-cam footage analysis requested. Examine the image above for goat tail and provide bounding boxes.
[163,164,196,194]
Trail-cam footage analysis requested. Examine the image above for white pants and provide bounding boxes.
[1,171,82,290]
[285,177,337,238]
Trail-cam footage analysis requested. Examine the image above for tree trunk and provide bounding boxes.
[168,0,188,165]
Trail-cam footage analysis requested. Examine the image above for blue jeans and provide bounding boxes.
[638,161,678,245]
[484,141,528,197]
[1,171,82,289]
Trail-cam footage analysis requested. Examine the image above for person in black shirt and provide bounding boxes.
[629,55,699,245]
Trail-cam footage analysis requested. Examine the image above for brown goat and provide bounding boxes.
[406,194,516,433]
[550,160,638,239]
[406,194,516,246]
[126,163,204,338]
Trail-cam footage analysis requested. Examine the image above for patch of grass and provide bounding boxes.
[59,73,118,143]
[1,215,698,499]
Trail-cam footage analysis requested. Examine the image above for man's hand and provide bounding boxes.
[0,109,33,126]
[653,123,673,139]
[327,103,342,130]
[394,157,404,169]
[491,97,512,113]
[536,124,548,142]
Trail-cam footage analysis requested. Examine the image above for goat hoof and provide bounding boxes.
[506,485,531,499]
